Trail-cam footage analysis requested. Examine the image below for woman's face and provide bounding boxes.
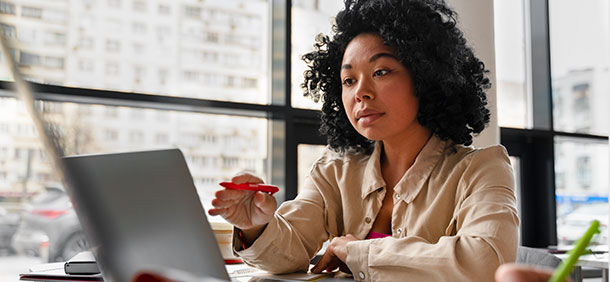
[340,33,424,142]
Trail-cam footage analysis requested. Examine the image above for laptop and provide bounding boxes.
[63,149,232,282]
[0,34,231,282]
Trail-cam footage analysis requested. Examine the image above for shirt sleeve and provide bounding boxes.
[345,146,520,282]
[232,175,333,274]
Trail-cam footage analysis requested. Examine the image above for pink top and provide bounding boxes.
[366,231,391,239]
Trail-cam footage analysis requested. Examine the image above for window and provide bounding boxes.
[290,0,343,109]
[0,1,15,15]
[555,137,608,245]
[0,22,16,39]
[497,0,610,248]
[548,0,609,247]
[105,39,121,52]
[21,6,42,19]
[44,56,65,69]
[78,37,94,49]
[184,5,201,18]
[44,32,66,46]
[132,22,146,34]
[105,62,119,76]
[77,59,94,72]
[0,1,270,104]
[108,0,121,8]
[297,144,325,193]
[550,0,609,136]
[158,4,170,15]
[155,133,168,145]
[19,52,41,66]
[132,0,146,12]
[128,130,144,143]
[493,0,528,129]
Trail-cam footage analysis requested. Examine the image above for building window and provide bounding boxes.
[44,31,67,46]
[77,59,94,72]
[108,0,121,8]
[132,22,146,34]
[19,52,41,66]
[78,37,94,49]
[104,129,118,141]
[155,133,168,145]
[21,6,42,18]
[128,130,144,143]
[105,62,119,76]
[44,56,65,69]
[0,22,16,39]
[0,1,15,15]
[132,0,146,12]
[105,39,121,52]
[184,5,200,18]
[158,4,170,15]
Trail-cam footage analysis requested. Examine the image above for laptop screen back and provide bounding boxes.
[63,149,230,282]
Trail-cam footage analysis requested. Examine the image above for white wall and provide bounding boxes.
[446,0,499,147]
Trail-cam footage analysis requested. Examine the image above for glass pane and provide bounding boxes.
[555,136,609,246]
[549,1,610,135]
[0,97,269,275]
[493,0,528,129]
[291,0,343,109]
[297,144,325,193]
[0,0,270,104]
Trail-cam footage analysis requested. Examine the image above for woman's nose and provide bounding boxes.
[354,79,374,102]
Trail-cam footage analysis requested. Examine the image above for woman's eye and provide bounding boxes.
[373,69,390,77]
[342,78,355,86]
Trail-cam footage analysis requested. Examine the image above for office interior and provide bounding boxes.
[0,0,608,281]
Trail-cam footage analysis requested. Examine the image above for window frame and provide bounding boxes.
[500,0,609,247]
[2,0,603,249]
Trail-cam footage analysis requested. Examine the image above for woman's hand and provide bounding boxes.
[311,234,359,274]
[495,264,558,282]
[208,172,277,230]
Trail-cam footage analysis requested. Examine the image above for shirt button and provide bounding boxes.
[365,217,371,224]
[358,271,366,279]
[397,228,403,234]
[395,193,400,199]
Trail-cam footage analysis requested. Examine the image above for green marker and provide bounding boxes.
[548,220,601,282]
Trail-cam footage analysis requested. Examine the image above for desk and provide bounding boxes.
[556,253,609,282]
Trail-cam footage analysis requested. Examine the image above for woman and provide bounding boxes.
[208,0,519,281]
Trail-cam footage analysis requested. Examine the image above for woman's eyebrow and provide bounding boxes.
[369,52,397,62]
[341,52,397,70]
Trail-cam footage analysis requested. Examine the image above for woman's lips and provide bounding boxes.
[357,113,384,125]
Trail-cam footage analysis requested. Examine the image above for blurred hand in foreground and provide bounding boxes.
[495,263,564,282]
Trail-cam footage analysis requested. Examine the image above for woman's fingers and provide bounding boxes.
[232,172,264,185]
[253,192,277,213]
[207,208,226,216]
[311,246,337,273]
[215,188,250,201]
[495,264,555,282]
[211,198,238,209]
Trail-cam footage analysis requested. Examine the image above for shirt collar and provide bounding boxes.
[360,135,449,201]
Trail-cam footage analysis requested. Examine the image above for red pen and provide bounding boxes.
[219,182,279,195]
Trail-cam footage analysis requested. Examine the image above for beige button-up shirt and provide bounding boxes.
[234,136,519,281]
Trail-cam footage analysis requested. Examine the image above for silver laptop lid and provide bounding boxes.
[63,149,230,282]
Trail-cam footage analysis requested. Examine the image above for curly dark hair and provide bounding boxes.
[301,0,491,154]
